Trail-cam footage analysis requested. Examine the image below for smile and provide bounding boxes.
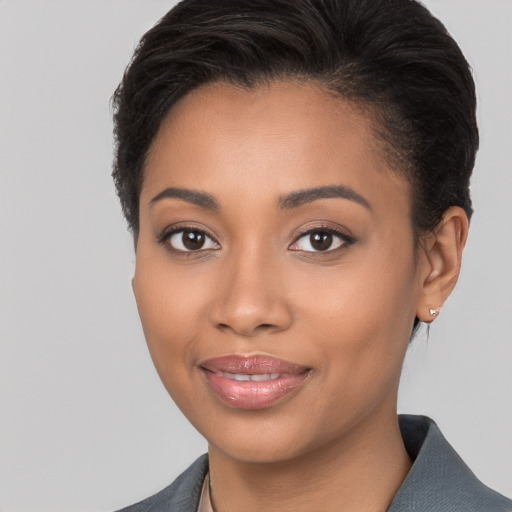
[218,371,281,381]
[200,355,311,410]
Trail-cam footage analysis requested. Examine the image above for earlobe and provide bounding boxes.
[416,206,469,323]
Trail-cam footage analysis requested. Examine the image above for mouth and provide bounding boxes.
[215,371,282,381]
[199,355,311,410]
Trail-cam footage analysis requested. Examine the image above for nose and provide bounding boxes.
[209,249,293,337]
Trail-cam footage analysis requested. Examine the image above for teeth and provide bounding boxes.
[250,373,271,381]
[220,371,281,381]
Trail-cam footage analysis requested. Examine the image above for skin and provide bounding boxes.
[133,81,468,512]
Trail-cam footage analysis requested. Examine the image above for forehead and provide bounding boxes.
[142,80,410,216]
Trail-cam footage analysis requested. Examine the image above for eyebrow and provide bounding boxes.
[149,184,371,212]
[278,185,372,211]
[150,187,220,210]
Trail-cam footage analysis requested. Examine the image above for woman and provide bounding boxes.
[112,0,511,510]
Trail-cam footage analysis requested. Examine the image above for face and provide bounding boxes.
[133,81,424,463]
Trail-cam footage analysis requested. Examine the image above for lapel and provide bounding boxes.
[117,416,511,511]
[387,415,510,511]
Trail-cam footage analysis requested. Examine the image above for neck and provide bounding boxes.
[207,411,411,512]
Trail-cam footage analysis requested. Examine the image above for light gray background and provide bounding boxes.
[0,1,510,511]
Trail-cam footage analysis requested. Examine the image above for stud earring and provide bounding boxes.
[429,308,439,318]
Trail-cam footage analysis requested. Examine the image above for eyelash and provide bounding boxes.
[289,225,355,254]
[156,224,355,254]
[157,225,220,254]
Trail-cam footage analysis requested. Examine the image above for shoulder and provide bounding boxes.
[389,415,512,512]
[114,454,208,512]
[112,419,512,512]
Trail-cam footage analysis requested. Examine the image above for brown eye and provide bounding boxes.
[310,232,333,251]
[290,228,350,253]
[182,231,205,250]
[167,229,219,252]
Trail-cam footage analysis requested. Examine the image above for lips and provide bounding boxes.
[200,355,310,410]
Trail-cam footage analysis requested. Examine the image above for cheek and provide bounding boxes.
[293,245,418,380]
[283,253,417,441]
[132,251,211,382]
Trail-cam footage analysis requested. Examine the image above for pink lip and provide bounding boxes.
[200,355,310,410]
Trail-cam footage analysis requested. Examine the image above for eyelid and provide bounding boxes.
[156,223,220,252]
[288,224,355,252]
[156,222,354,253]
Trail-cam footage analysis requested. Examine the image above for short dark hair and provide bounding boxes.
[112,0,478,240]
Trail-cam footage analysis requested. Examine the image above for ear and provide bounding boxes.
[416,206,469,323]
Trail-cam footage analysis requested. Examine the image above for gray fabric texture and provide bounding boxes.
[115,415,512,511]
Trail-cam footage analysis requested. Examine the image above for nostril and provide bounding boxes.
[214,321,281,336]
[210,297,293,336]
[216,323,274,330]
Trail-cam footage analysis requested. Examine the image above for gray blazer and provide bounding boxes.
[116,415,512,511]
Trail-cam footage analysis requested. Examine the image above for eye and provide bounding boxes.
[289,228,352,252]
[163,229,220,252]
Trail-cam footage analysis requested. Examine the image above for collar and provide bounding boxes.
[387,414,510,511]
[124,415,510,512]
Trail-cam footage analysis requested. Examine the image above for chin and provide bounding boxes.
[210,435,308,465]
[192,408,323,465]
